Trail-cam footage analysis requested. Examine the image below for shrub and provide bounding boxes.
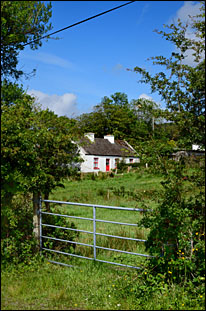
[41,210,79,253]
[1,193,79,266]
[1,193,37,266]
[117,160,128,172]
[138,158,205,283]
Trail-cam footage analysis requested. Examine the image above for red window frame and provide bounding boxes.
[94,157,99,169]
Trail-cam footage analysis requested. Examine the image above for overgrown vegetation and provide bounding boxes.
[1,165,205,310]
[1,1,205,310]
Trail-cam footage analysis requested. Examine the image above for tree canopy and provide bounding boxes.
[1,2,80,206]
[131,1,205,147]
[1,1,52,80]
[1,82,80,205]
[75,92,169,145]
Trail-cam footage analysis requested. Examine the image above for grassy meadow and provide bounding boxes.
[43,170,163,268]
[1,169,205,310]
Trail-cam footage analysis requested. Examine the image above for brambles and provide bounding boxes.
[139,158,205,283]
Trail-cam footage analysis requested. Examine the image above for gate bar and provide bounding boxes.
[42,223,93,234]
[95,245,153,257]
[41,211,139,227]
[41,223,146,242]
[41,235,93,247]
[42,247,94,260]
[42,248,142,270]
[41,199,151,212]
[96,232,146,242]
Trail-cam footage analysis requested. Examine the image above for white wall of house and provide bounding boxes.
[192,144,205,151]
[79,147,140,173]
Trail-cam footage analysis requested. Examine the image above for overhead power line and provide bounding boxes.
[23,1,136,47]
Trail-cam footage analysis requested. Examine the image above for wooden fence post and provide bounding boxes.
[33,192,40,248]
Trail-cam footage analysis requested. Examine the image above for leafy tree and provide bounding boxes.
[75,92,131,138]
[1,82,36,204]
[1,82,81,249]
[29,109,80,201]
[1,1,81,257]
[130,1,205,147]
[75,92,163,144]
[130,98,164,137]
[1,1,52,80]
[1,82,80,202]
[133,2,205,283]
[139,158,205,282]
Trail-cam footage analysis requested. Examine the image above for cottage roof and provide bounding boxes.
[79,137,137,157]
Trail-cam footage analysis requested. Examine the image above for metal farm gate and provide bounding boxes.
[39,198,153,270]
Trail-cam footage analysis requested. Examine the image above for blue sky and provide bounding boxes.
[17,1,202,118]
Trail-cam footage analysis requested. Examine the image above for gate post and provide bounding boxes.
[33,192,41,249]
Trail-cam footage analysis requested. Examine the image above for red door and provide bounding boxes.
[106,159,110,171]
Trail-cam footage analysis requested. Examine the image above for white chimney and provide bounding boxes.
[104,134,114,144]
[84,133,95,142]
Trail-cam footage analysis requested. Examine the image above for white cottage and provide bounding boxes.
[78,133,140,173]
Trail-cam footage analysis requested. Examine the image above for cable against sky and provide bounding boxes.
[23,1,136,47]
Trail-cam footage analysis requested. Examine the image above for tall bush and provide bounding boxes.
[139,158,205,282]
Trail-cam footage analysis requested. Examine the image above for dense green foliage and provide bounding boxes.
[1,82,81,264]
[131,1,205,148]
[1,82,80,202]
[130,1,205,284]
[1,1,205,309]
[75,92,177,146]
[1,1,80,256]
[2,170,205,310]
[139,159,205,283]
[1,1,52,80]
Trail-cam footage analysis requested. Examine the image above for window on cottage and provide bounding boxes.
[129,158,133,163]
[94,157,99,169]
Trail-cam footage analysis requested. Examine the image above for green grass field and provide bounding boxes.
[41,171,162,268]
[1,170,205,310]
[2,260,204,310]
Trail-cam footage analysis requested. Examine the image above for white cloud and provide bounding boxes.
[113,63,124,71]
[170,1,204,65]
[21,51,76,70]
[174,1,202,24]
[28,89,79,117]
[139,94,162,108]
[111,63,124,74]
[136,3,149,25]
[139,93,154,101]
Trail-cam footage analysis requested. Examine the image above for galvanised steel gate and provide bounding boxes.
[39,198,153,270]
